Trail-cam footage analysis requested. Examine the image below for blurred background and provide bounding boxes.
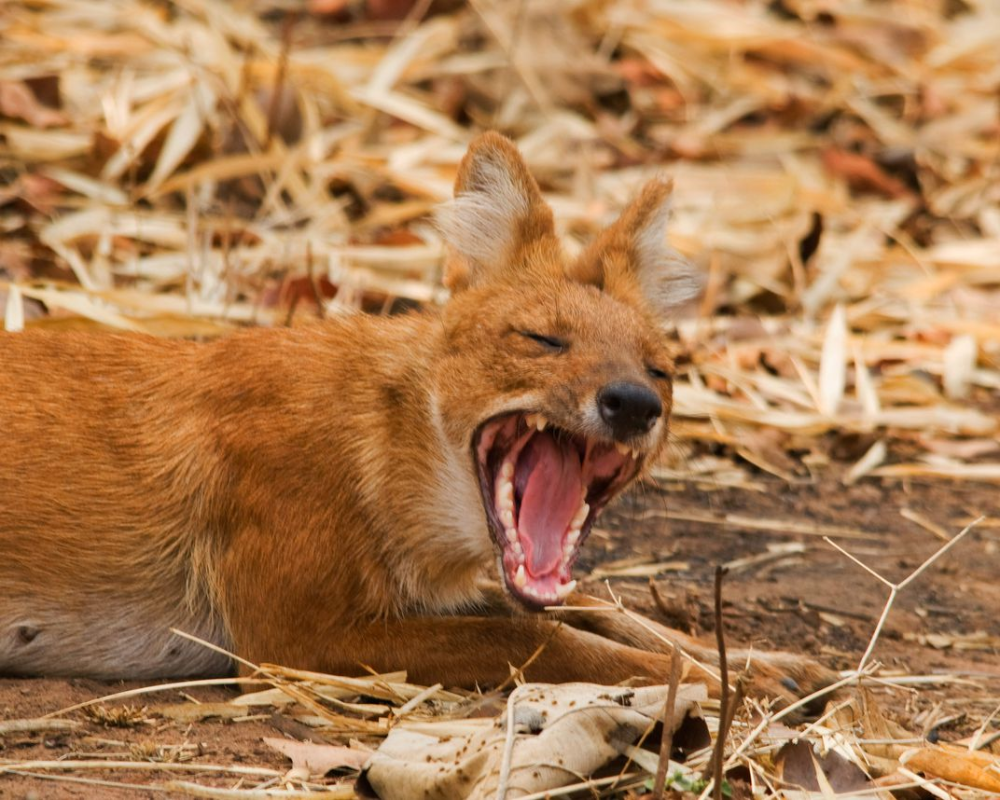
[1,0,998,487]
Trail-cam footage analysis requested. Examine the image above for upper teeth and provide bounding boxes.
[614,442,641,459]
[525,413,548,431]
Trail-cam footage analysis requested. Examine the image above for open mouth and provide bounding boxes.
[473,412,641,609]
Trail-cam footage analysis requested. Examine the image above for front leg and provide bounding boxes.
[238,613,719,689]
[555,594,837,710]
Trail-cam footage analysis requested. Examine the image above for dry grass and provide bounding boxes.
[2,0,998,486]
[2,0,1000,797]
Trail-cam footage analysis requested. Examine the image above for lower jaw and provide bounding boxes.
[498,548,580,609]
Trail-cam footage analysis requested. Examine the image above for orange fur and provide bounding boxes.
[0,133,829,701]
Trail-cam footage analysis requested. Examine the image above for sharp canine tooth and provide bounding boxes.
[525,412,548,431]
[632,448,641,460]
[615,441,630,456]
[513,565,527,588]
[556,580,577,599]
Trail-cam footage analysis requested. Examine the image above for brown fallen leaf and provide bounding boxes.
[821,147,913,199]
[900,744,1000,793]
[0,80,67,128]
[776,740,875,797]
[264,736,371,780]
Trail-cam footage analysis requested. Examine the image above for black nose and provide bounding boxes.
[597,382,662,439]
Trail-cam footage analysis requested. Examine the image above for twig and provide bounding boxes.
[514,772,642,800]
[588,581,725,687]
[263,11,297,151]
[167,782,355,799]
[1,761,280,777]
[651,642,683,798]
[969,699,1000,752]
[495,683,532,800]
[724,666,875,770]
[0,769,172,794]
[649,578,697,636]
[43,677,265,719]
[167,629,350,728]
[825,515,982,672]
[306,241,326,320]
[496,621,563,693]
[703,567,730,799]
[0,719,79,734]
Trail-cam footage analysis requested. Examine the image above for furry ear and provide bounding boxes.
[436,132,555,291]
[570,178,703,319]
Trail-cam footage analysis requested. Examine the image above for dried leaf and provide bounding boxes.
[776,740,875,797]
[0,81,67,128]
[145,82,217,191]
[4,283,25,332]
[901,745,1000,793]
[365,683,706,800]
[818,304,848,416]
[263,737,370,778]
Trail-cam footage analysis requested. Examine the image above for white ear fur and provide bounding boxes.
[435,152,531,273]
[632,191,703,316]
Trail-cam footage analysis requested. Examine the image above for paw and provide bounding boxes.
[734,651,839,722]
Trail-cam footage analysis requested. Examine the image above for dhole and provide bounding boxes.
[0,133,829,703]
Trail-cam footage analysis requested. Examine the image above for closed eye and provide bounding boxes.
[647,365,669,380]
[519,331,567,352]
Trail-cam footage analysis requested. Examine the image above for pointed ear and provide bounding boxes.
[570,178,703,319]
[435,132,556,292]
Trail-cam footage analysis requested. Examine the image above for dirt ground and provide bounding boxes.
[2,474,998,799]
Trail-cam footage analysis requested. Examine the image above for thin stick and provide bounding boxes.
[651,643,683,798]
[392,683,443,718]
[496,622,563,693]
[703,567,730,799]
[167,781,356,799]
[169,628,261,674]
[495,683,532,800]
[825,515,982,671]
[43,677,265,719]
[723,666,875,770]
[514,772,642,800]
[169,629,344,727]
[0,761,280,777]
[824,538,894,588]
[263,11,296,151]
[0,769,172,794]
[969,699,1000,752]
[561,582,725,687]
[306,241,326,320]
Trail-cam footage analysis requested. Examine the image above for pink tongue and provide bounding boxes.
[517,435,582,577]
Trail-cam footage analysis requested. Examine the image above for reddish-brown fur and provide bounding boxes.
[0,133,830,701]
